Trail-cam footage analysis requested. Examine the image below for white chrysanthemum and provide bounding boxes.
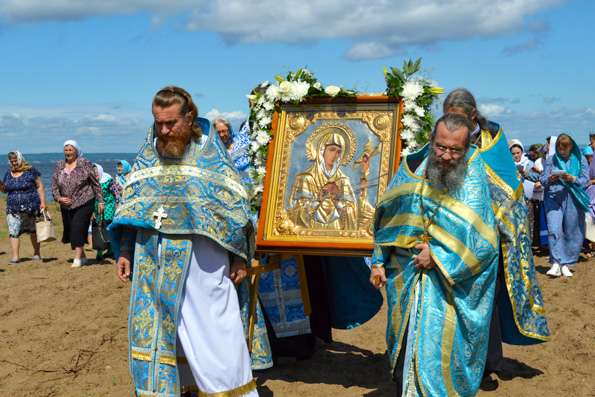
[401,80,424,100]
[256,109,268,120]
[401,146,412,156]
[291,81,310,100]
[256,130,271,146]
[265,85,280,100]
[313,82,322,90]
[406,103,425,118]
[278,81,293,101]
[400,129,415,141]
[402,114,419,130]
[246,94,256,101]
[257,95,267,106]
[256,166,266,177]
[403,98,416,110]
[325,85,341,97]
[253,184,264,194]
[262,100,274,111]
[258,116,272,127]
[250,141,261,152]
[260,80,270,88]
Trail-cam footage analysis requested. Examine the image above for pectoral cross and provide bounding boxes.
[421,232,432,244]
[152,206,168,229]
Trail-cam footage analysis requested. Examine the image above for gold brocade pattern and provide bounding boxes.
[181,379,257,397]
[379,182,498,250]
[125,165,248,199]
[441,283,457,397]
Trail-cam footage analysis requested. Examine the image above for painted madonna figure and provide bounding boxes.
[288,125,358,230]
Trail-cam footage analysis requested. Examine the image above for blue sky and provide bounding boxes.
[0,0,593,153]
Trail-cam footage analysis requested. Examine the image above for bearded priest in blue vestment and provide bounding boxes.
[371,114,500,396]
[110,87,258,397]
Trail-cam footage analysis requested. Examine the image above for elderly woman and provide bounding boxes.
[1,151,46,263]
[115,160,132,193]
[51,140,103,268]
[540,134,590,278]
[92,163,119,260]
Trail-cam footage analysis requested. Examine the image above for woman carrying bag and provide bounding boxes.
[92,164,119,260]
[1,151,46,264]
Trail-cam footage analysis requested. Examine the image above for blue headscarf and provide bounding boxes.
[116,160,132,186]
[553,134,590,211]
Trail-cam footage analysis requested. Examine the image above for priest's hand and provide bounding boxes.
[116,253,132,282]
[369,266,386,289]
[414,243,435,270]
[230,259,248,285]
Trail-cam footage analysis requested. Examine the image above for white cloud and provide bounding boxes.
[0,105,150,153]
[478,103,509,117]
[0,0,564,60]
[204,108,247,124]
[489,107,595,145]
[93,113,116,122]
[345,42,398,61]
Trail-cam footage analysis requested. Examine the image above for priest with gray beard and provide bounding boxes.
[371,113,500,396]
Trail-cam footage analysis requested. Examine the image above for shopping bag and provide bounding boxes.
[92,219,110,251]
[35,210,56,243]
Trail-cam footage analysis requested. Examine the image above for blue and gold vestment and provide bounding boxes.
[109,119,255,396]
[477,125,550,344]
[373,145,499,396]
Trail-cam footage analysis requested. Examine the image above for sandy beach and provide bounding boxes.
[0,201,593,396]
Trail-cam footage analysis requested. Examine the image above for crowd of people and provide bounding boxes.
[508,132,594,278]
[1,142,132,266]
[1,84,592,397]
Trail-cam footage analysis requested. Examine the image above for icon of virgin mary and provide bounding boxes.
[288,124,358,231]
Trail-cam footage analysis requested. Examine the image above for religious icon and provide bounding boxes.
[256,97,402,256]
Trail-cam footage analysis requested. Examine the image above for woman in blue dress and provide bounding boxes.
[540,134,590,278]
[1,151,46,263]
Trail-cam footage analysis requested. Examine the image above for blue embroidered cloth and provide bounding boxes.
[373,144,499,396]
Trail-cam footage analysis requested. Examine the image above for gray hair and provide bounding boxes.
[212,117,231,131]
[443,88,488,130]
[431,113,475,148]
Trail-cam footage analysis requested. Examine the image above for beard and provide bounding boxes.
[426,150,468,192]
[156,134,190,159]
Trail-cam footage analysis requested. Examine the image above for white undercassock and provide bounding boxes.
[161,236,258,396]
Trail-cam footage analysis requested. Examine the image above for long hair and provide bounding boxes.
[152,86,202,139]
[443,88,488,131]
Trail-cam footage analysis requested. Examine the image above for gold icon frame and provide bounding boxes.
[256,96,403,256]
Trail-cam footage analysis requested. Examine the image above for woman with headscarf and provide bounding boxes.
[509,139,533,179]
[115,160,132,193]
[51,140,103,268]
[582,146,595,256]
[509,139,541,246]
[1,151,46,263]
[540,134,590,278]
[92,163,119,260]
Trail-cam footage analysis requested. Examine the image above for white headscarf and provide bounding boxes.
[63,139,82,157]
[7,150,31,171]
[547,136,557,158]
[509,139,531,168]
[93,163,112,184]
